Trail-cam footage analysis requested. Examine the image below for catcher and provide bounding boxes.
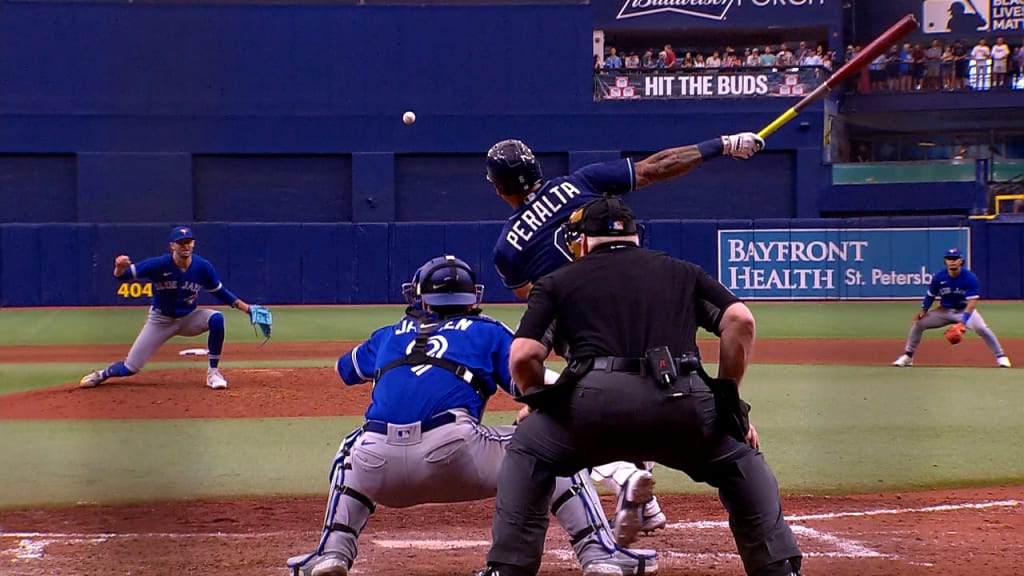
[892,247,1010,368]
[287,255,655,576]
[79,226,272,390]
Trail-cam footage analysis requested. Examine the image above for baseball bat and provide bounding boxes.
[757,13,919,140]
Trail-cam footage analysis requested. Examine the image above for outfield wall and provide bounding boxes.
[4,217,1022,306]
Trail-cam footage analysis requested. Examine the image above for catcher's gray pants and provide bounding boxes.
[293,408,629,572]
[487,371,802,576]
[903,307,1005,358]
[125,308,217,371]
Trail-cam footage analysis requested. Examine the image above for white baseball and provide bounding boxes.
[402,111,416,125]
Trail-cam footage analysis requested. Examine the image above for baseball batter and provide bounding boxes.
[892,247,1011,368]
[288,255,655,576]
[486,134,764,538]
[79,226,271,390]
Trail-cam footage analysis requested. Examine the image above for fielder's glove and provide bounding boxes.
[722,132,765,160]
[249,305,273,341]
[945,322,966,345]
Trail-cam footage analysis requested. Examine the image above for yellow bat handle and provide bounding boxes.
[757,108,798,140]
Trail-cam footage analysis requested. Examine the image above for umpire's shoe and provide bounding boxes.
[613,470,655,548]
[79,370,106,388]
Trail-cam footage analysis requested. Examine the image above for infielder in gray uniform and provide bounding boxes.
[893,247,1011,368]
[79,226,272,390]
[287,255,655,576]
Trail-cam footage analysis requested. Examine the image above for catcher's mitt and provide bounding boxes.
[249,304,273,342]
[945,322,966,345]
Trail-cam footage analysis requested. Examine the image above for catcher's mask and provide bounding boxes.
[402,255,484,307]
[560,196,642,260]
[486,139,544,195]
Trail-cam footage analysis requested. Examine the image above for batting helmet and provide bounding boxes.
[486,139,544,195]
[403,255,484,307]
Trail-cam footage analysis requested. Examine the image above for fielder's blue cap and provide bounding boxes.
[170,226,194,242]
[943,247,963,259]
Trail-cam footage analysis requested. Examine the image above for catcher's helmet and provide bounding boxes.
[403,255,484,307]
[486,139,544,195]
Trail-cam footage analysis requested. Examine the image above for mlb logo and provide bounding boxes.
[609,220,625,231]
[615,76,629,88]
[922,0,990,34]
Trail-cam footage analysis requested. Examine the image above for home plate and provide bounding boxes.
[179,348,209,357]
[373,539,490,550]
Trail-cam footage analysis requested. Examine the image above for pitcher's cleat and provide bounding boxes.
[79,370,106,388]
[206,367,229,389]
[891,354,913,367]
[997,355,1012,368]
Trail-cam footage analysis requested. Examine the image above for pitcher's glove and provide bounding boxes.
[945,322,966,345]
[249,305,273,341]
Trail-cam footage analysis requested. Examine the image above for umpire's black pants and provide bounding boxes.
[486,371,802,576]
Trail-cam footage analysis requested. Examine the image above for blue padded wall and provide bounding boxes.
[0,155,77,223]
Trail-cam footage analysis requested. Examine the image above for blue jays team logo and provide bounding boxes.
[617,0,735,22]
[922,0,991,34]
[406,336,449,376]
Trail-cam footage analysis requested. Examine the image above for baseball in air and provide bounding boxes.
[403,111,416,125]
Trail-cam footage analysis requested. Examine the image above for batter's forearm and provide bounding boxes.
[634,138,724,189]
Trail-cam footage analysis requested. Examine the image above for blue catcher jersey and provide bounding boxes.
[492,159,636,289]
[336,313,516,424]
[120,254,226,317]
[928,269,980,310]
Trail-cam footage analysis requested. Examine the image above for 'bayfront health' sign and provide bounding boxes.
[717,227,970,299]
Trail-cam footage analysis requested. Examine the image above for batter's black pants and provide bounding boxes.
[486,371,802,576]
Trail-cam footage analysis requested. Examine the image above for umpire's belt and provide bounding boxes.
[362,411,456,435]
[591,356,699,375]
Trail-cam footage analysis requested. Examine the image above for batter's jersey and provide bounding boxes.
[492,159,635,290]
[336,312,517,424]
[119,254,227,318]
[927,269,980,311]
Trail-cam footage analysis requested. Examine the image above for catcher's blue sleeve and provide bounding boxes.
[336,325,389,385]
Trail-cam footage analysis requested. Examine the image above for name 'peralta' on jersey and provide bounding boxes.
[927,268,979,310]
[119,254,227,318]
[336,313,517,424]
[492,158,636,289]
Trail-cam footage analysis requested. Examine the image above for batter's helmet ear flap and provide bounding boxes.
[561,206,587,260]
[486,139,544,195]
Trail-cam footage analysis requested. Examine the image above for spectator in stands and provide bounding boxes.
[869,51,887,92]
[991,37,1010,88]
[706,50,722,68]
[604,47,623,69]
[624,52,640,69]
[925,39,943,90]
[663,44,677,68]
[941,44,956,90]
[911,43,927,90]
[801,46,823,67]
[641,49,655,69]
[776,44,795,67]
[971,38,992,88]
[655,50,667,69]
[821,52,834,72]
[886,45,902,91]
[682,52,695,68]
[745,47,761,67]
[761,45,776,68]
[694,53,706,68]
[1013,44,1024,85]
[899,43,914,91]
[594,54,603,71]
[855,142,871,162]
[952,39,969,89]
[796,40,809,62]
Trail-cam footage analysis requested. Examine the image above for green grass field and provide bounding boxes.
[2,302,1023,508]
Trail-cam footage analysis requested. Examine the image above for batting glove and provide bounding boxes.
[722,132,765,159]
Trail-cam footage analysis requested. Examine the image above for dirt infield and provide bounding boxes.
[2,340,1023,575]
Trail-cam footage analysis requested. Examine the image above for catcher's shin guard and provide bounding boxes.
[287,427,374,574]
[552,471,657,574]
